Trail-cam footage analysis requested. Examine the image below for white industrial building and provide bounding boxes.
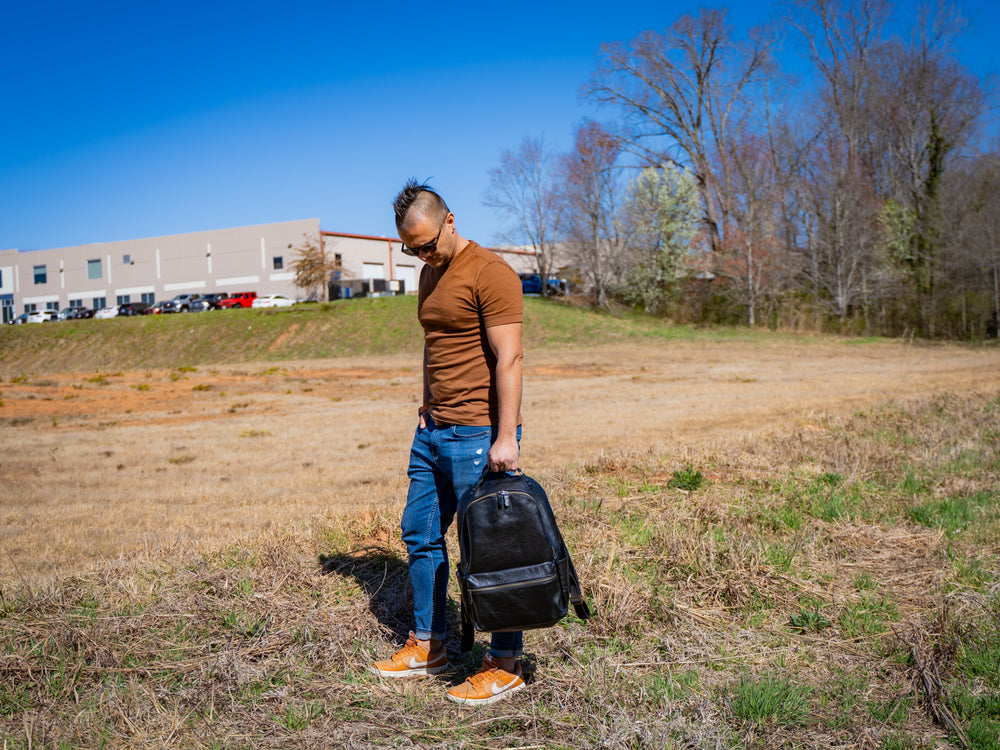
[0,219,535,323]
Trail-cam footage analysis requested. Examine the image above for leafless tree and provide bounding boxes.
[789,0,891,170]
[867,5,987,334]
[936,153,1000,337]
[799,131,885,323]
[483,136,565,295]
[787,0,890,326]
[720,131,787,326]
[560,121,626,307]
[587,8,777,255]
[790,0,988,335]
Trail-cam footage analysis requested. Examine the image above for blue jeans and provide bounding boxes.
[401,417,523,659]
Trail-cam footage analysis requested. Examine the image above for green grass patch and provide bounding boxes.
[728,672,813,726]
[906,491,1000,537]
[839,592,900,638]
[668,464,704,491]
[0,296,838,376]
[647,668,701,702]
[788,603,832,633]
[274,699,326,732]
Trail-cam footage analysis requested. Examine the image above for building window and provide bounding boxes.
[69,299,83,309]
[273,256,284,270]
[141,292,155,304]
[25,303,37,313]
[33,265,47,284]
[47,302,59,311]
[116,295,130,305]
[87,259,102,279]
[123,254,131,264]
[92,297,106,310]
[0,269,3,286]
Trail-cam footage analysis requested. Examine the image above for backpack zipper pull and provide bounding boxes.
[498,490,509,510]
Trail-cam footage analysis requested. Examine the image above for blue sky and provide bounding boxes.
[2,1,997,252]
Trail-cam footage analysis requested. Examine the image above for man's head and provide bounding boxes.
[393,179,462,268]
[393,179,449,232]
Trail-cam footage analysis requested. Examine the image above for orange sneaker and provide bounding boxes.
[370,633,448,678]
[446,653,525,705]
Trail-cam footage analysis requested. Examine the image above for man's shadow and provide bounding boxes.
[319,545,415,640]
[318,547,536,682]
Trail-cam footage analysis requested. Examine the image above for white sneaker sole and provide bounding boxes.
[370,662,449,678]
[446,679,525,705]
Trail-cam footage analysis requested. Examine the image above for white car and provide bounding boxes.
[251,294,294,308]
[93,306,120,319]
[23,310,58,323]
[8,310,54,324]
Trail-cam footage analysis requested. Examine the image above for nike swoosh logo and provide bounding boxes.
[491,681,506,695]
[407,656,426,669]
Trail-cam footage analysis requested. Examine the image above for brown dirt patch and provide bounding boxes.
[2,339,998,585]
[0,364,417,426]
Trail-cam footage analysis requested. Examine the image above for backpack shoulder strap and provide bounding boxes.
[460,597,475,653]
[567,555,593,620]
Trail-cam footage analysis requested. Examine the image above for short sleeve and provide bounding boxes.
[476,260,523,327]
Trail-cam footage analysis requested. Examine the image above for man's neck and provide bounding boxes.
[440,235,470,270]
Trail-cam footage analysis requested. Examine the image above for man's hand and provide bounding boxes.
[487,433,519,472]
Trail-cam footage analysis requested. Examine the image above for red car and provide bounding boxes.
[218,292,257,309]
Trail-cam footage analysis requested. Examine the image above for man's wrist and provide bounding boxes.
[495,425,518,442]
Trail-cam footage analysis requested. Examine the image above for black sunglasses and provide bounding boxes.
[401,216,447,257]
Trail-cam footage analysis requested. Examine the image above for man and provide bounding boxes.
[370,179,526,706]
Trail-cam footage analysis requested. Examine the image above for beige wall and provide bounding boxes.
[1,222,539,318]
[6,220,323,312]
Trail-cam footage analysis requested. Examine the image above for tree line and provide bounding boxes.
[484,0,999,339]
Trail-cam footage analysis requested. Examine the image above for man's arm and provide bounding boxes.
[485,322,523,471]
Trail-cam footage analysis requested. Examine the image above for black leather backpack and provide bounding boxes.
[455,470,592,652]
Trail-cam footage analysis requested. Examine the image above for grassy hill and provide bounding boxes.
[0,296,795,376]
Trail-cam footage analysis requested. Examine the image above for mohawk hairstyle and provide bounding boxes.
[393,178,450,231]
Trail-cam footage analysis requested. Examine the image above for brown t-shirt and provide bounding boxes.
[418,242,523,426]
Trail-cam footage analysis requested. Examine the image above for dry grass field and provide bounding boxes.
[2,338,995,586]
[1,332,999,748]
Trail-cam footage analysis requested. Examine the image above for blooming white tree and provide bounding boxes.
[619,165,701,314]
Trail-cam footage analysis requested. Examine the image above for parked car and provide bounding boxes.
[14,309,59,323]
[11,310,59,323]
[118,301,151,316]
[161,294,204,313]
[218,291,257,309]
[252,294,294,308]
[55,307,77,321]
[200,292,229,310]
[145,302,163,314]
[519,273,567,296]
[67,308,95,319]
[93,306,120,319]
